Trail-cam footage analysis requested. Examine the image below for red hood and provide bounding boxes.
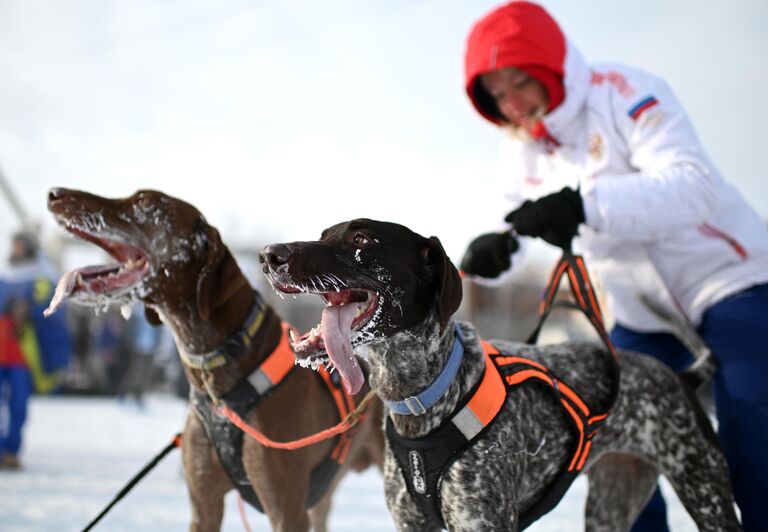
[464,1,566,126]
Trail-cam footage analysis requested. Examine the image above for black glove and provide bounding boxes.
[504,187,585,250]
[461,232,519,279]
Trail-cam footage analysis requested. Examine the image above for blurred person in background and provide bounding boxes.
[0,230,72,469]
[460,2,768,530]
[94,310,130,394]
[117,302,159,408]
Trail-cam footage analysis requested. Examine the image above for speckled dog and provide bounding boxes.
[261,219,740,531]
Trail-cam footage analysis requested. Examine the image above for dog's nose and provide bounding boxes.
[48,187,69,205]
[262,244,293,268]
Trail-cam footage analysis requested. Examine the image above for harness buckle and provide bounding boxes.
[404,396,427,415]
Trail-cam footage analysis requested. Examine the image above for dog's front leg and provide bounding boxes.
[181,409,231,532]
[243,440,314,532]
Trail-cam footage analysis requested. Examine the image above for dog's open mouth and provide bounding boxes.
[274,282,379,395]
[45,226,150,317]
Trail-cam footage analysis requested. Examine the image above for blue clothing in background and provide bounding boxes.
[0,260,72,392]
[0,257,71,462]
[0,367,32,455]
[0,270,71,377]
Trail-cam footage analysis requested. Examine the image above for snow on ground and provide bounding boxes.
[1,395,697,531]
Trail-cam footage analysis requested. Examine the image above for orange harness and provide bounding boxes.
[386,253,620,529]
[192,321,360,512]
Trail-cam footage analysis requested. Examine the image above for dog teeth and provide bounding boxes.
[77,273,85,286]
[120,303,133,320]
[355,306,363,318]
[289,329,298,343]
[295,358,312,369]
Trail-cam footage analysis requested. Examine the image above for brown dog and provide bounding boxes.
[45,188,385,532]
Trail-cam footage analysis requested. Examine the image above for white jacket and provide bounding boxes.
[495,41,768,331]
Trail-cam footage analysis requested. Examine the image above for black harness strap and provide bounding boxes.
[192,323,354,513]
[385,345,504,529]
[192,366,350,512]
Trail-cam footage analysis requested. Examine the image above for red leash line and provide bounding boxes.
[236,493,254,532]
[217,406,355,449]
[216,390,376,450]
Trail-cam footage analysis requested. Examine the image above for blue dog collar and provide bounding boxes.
[385,324,464,416]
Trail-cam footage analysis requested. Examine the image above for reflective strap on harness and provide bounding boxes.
[179,350,229,371]
[246,322,296,394]
[447,337,606,469]
[450,341,507,440]
[488,343,604,473]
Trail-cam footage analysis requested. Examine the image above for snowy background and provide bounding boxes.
[0,1,756,530]
[0,0,767,264]
[0,395,697,531]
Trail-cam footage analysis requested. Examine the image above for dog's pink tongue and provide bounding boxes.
[44,270,79,317]
[320,304,364,395]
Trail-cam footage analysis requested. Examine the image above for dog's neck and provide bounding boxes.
[155,283,254,353]
[360,313,486,438]
[154,282,283,396]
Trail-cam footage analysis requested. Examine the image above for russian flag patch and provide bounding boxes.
[628,95,659,120]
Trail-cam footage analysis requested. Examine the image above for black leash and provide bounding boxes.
[81,433,182,532]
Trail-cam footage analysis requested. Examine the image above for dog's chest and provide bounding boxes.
[190,383,345,513]
[386,380,575,529]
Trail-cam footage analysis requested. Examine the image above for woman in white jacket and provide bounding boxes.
[461,2,768,530]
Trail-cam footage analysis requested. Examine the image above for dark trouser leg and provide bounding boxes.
[699,284,768,532]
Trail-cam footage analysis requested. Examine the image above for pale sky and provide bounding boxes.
[1,0,766,267]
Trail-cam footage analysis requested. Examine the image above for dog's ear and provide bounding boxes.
[144,306,163,326]
[422,236,462,333]
[196,225,246,321]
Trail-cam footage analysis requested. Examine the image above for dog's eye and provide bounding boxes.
[352,233,370,246]
[136,193,153,209]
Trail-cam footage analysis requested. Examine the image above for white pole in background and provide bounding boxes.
[0,165,30,226]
